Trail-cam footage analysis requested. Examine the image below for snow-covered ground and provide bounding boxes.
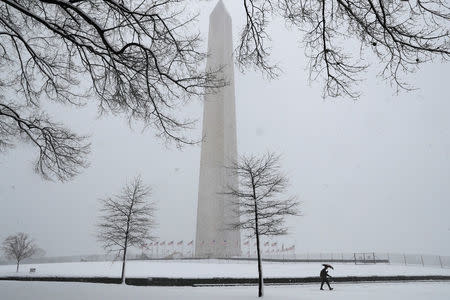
[1,259,449,278]
[1,281,450,300]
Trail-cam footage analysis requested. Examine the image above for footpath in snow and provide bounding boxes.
[1,281,450,300]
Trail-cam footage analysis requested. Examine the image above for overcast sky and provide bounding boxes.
[1,0,449,257]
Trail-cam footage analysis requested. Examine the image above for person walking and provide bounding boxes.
[320,264,333,290]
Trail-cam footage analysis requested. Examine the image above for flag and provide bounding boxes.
[149,242,153,247]
[271,242,277,247]
[168,241,174,246]
[155,241,159,246]
[212,240,216,244]
[177,240,183,245]
[160,241,165,246]
[188,240,194,246]
[223,240,227,245]
[244,241,250,246]
[264,242,269,246]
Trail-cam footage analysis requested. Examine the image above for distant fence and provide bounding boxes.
[387,253,450,268]
[244,252,450,269]
[2,252,449,269]
[128,251,449,269]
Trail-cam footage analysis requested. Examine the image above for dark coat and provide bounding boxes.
[320,268,329,279]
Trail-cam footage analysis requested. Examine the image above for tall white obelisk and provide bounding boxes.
[195,0,241,258]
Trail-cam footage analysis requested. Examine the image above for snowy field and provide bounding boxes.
[1,259,450,278]
[1,281,450,300]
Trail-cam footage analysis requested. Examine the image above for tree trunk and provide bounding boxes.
[16,261,19,273]
[122,204,132,285]
[121,237,128,284]
[254,202,263,297]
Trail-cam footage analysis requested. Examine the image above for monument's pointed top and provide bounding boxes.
[210,0,230,18]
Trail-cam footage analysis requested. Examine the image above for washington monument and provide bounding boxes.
[195,1,241,258]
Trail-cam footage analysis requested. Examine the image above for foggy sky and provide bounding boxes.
[1,0,449,257]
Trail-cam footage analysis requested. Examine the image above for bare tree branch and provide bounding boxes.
[0,0,226,181]
[0,102,90,181]
[238,0,449,98]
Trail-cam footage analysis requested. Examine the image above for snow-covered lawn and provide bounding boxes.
[1,281,450,300]
[1,260,449,278]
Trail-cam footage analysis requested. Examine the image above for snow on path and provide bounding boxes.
[1,281,450,300]
[1,260,449,278]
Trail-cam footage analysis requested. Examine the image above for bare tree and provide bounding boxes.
[238,0,449,98]
[97,176,156,284]
[1,232,38,272]
[224,152,300,297]
[0,0,224,181]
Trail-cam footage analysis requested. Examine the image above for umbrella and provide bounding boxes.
[322,263,334,270]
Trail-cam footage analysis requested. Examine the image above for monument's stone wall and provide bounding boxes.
[195,1,241,258]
